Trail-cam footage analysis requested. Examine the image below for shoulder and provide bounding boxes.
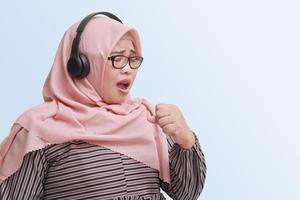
[14,101,57,126]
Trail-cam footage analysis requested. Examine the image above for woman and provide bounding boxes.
[0,12,206,200]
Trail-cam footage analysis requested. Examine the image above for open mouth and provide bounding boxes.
[116,79,131,91]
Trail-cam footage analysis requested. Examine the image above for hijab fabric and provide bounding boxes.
[0,17,170,184]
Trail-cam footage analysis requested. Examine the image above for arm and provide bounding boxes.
[160,133,206,200]
[0,145,47,199]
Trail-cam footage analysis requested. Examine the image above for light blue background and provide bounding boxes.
[1,1,299,199]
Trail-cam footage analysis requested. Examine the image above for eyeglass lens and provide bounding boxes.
[111,55,142,69]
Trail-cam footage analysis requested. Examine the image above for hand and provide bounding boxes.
[155,103,195,149]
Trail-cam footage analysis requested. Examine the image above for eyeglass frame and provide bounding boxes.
[107,55,144,69]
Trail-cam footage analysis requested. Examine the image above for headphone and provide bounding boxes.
[67,12,123,79]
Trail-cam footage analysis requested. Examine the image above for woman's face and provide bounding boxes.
[101,34,138,104]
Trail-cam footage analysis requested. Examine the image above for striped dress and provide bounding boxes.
[0,127,206,200]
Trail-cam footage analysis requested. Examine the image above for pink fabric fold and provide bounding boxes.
[0,17,170,184]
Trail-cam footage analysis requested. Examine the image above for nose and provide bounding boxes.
[120,62,132,74]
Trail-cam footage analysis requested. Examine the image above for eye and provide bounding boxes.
[130,56,140,63]
[113,56,123,62]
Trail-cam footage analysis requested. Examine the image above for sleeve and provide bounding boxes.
[160,132,207,200]
[0,147,48,200]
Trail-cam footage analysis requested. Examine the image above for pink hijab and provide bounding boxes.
[0,17,170,183]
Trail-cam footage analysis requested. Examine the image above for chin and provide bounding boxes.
[103,96,126,105]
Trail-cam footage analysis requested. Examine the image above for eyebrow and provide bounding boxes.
[110,49,137,55]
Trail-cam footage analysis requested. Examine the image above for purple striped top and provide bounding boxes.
[0,127,206,200]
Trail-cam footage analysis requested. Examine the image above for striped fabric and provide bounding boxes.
[0,128,206,200]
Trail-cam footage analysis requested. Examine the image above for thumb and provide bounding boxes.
[147,114,157,123]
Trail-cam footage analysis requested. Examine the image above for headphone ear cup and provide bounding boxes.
[67,56,82,78]
[67,54,90,79]
[78,53,90,78]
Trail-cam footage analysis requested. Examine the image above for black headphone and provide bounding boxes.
[67,12,123,79]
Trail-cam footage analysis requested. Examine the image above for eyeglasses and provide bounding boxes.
[108,55,143,69]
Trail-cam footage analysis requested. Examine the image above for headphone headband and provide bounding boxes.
[71,12,123,57]
[77,12,123,33]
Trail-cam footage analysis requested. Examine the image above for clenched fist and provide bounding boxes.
[155,103,196,149]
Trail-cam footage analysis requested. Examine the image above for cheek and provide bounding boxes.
[103,63,118,84]
[132,70,138,82]
[101,67,117,96]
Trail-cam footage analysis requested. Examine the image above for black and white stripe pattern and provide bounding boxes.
[161,134,207,200]
[0,128,206,200]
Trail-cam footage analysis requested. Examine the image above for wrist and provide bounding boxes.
[173,130,195,149]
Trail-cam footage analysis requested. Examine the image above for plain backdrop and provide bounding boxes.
[0,1,299,199]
